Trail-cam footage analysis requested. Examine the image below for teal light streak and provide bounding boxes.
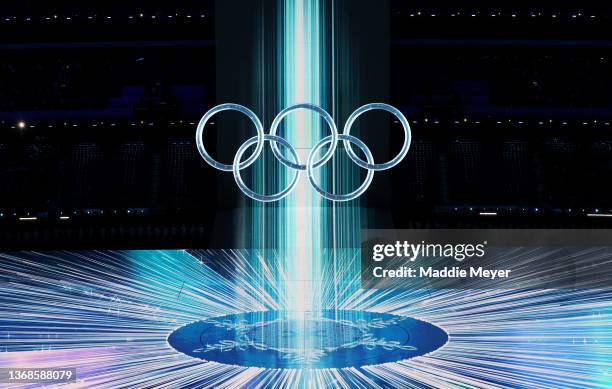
[248,0,361,315]
[282,0,325,313]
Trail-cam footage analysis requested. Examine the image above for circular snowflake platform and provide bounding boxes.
[168,310,447,368]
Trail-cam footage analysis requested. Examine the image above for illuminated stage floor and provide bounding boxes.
[0,250,610,388]
[168,310,448,368]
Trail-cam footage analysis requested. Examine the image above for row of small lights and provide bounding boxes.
[8,118,612,131]
[6,207,612,221]
[398,117,612,128]
[0,13,208,23]
[0,11,605,23]
[2,209,148,222]
[399,11,605,19]
[447,207,612,218]
[10,120,198,130]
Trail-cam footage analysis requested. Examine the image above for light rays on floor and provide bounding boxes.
[0,249,610,388]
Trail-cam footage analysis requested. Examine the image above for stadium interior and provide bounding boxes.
[0,0,610,248]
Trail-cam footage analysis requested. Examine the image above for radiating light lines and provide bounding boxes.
[0,249,610,388]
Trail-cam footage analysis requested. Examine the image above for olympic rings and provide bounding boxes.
[195,103,265,172]
[269,103,338,170]
[307,134,375,202]
[196,102,411,202]
[233,135,301,203]
[343,103,411,171]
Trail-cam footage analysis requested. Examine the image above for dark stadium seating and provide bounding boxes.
[0,1,610,247]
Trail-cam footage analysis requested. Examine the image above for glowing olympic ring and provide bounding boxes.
[195,103,411,202]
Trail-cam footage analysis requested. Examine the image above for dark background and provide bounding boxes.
[0,0,610,248]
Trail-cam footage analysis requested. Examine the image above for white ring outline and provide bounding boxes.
[233,134,301,202]
[343,103,412,171]
[269,103,338,171]
[307,134,375,202]
[196,103,265,172]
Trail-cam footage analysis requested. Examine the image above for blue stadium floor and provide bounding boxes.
[0,250,610,388]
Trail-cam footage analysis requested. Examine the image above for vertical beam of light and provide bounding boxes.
[247,0,368,319]
[282,0,324,313]
[329,0,364,313]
